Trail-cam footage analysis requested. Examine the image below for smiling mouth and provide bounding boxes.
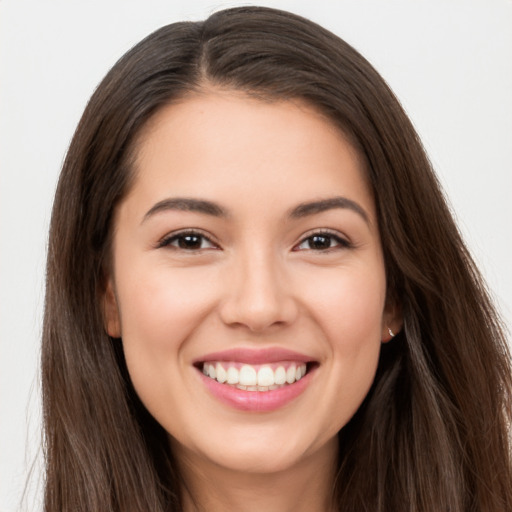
[200,361,312,392]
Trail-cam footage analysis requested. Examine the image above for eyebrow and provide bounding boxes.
[142,198,228,223]
[142,195,369,224]
[289,197,369,223]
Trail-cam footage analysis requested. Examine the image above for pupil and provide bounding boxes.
[179,235,201,249]
[310,235,330,249]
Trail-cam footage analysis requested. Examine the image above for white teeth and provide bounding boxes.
[274,366,286,385]
[202,362,307,390]
[239,365,257,386]
[286,365,296,384]
[257,366,275,387]
[227,366,239,384]
[216,363,227,383]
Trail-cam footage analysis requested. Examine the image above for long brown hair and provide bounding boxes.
[42,6,512,511]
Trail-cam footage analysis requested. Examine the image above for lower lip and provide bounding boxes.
[198,369,314,412]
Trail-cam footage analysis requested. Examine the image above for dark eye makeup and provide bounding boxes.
[157,230,219,251]
[157,228,352,253]
[293,230,352,252]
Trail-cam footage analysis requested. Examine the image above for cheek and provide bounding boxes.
[300,262,386,343]
[114,264,219,402]
[117,264,218,345]
[297,263,385,420]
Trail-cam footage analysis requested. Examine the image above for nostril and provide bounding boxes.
[218,266,299,332]
[219,296,299,333]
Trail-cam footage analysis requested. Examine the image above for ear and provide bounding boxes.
[102,278,122,338]
[381,300,403,343]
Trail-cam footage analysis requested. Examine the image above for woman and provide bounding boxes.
[42,6,512,511]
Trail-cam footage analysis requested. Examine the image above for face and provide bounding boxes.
[104,91,399,476]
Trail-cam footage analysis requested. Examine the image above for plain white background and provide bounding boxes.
[1,1,511,510]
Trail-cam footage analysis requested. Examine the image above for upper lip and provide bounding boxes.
[195,347,315,365]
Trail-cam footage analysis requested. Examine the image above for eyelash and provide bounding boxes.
[157,229,351,253]
[293,230,352,252]
[157,230,219,251]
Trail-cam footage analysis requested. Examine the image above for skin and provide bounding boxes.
[104,90,401,512]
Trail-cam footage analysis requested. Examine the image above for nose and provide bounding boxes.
[219,249,299,333]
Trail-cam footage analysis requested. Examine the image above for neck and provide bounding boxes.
[176,437,338,512]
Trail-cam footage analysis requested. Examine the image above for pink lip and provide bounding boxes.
[198,369,315,412]
[195,347,313,365]
[194,348,317,412]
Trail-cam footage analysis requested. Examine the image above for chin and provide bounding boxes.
[207,443,309,475]
[173,422,337,476]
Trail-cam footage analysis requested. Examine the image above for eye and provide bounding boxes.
[294,231,351,251]
[158,231,218,251]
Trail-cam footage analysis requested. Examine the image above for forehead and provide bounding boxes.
[126,91,375,221]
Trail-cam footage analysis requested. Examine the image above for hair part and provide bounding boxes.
[42,6,512,511]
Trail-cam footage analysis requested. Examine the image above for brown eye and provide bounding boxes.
[295,232,350,251]
[177,234,203,250]
[307,235,333,250]
[159,231,217,251]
